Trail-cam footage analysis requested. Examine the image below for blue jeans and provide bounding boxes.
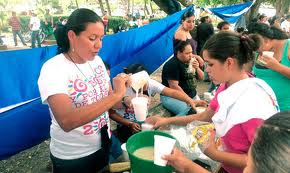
[160,94,200,116]
[13,30,26,46]
[31,30,41,48]
[109,133,122,163]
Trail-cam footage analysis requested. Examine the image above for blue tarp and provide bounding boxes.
[209,1,253,23]
[0,7,192,160]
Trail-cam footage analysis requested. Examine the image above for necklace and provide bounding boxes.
[66,53,97,90]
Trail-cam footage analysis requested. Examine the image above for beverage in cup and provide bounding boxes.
[131,97,148,121]
[154,135,176,166]
[130,71,150,92]
[262,51,274,58]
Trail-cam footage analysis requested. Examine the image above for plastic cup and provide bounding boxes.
[262,51,274,58]
[121,143,129,161]
[131,97,148,121]
[130,71,150,92]
[154,135,176,166]
[142,123,154,131]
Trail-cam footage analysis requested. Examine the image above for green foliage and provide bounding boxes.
[108,16,128,31]
[194,0,244,7]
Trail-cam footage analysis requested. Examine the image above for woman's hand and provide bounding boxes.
[259,54,280,70]
[163,148,192,173]
[130,122,141,133]
[145,115,169,129]
[200,130,218,158]
[192,59,200,69]
[113,73,130,96]
[193,55,204,67]
[194,100,208,107]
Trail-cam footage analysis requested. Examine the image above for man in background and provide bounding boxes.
[8,11,27,46]
[29,11,41,48]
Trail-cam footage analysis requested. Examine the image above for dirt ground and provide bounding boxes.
[0,66,210,173]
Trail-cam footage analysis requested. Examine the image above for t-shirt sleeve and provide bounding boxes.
[241,118,264,143]
[148,79,165,96]
[163,59,180,81]
[38,61,69,104]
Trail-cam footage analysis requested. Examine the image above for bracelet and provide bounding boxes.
[122,96,129,108]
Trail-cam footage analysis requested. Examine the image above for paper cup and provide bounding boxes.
[121,143,129,161]
[130,71,150,91]
[262,51,274,58]
[131,97,148,121]
[142,123,153,131]
[196,107,206,113]
[154,135,176,166]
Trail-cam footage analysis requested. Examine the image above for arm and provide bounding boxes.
[168,80,187,95]
[161,87,207,109]
[47,76,129,132]
[260,53,290,78]
[146,107,215,128]
[109,109,141,132]
[164,148,211,173]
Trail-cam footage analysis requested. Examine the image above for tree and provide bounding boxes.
[97,0,105,15]
[105,0,111,15]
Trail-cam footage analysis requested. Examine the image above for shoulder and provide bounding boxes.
[174,30,186,40]
[41,54,66,71]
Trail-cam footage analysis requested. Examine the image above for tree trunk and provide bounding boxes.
[97,0,105,15]
[75,0,79,8]
[131,0,134,15]
[245,0,263,24]
[275,0,283,16]
[144,0,150,16]
[150,0,154,14]
[127,0,130,16]
[105,0,111,15]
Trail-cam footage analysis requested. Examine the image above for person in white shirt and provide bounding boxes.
[281,15,290,33]
[29,11,41,48]
[38,8,130,173]
[110,64,207,142]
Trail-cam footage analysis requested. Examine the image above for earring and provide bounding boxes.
[72,48,75,52]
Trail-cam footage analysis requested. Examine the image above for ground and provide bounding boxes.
[0,63,210,173]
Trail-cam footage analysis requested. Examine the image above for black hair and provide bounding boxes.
[173,39,191,57]
[269,15,281,26]
[181,10,195,23]
[247,22,289,40]
[54,8,103,54]
[123,63,148,74]
[202,31,260,68]
[251,111,290,173]
[200,16,209,23]
[103,61,110,70]
[258,14,267,21]
[217,21,230,30]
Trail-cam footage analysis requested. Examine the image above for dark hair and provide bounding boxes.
[123,63,148,74]
[202,31,260,68]
[54,8,103,54]
[269,15,281,26]
[251,111,290,173]
[247,22,289,40]
[103,61,110,70]
[200,16,209,23]
[173,39,191,56]
[258,14,267,21]
[217,21,230,30]
[181,10,195,22]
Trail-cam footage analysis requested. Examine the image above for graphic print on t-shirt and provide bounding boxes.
[67,64,110,135]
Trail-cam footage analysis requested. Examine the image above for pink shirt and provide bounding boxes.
[209,84,264,173]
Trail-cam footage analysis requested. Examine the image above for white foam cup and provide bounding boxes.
[262,51,274,58]
[196,107,206,113]
[121,143,129,161]
[142,123,153,131]
[154,135,176,166]
[131,97,148,121]
[130,71,150,91]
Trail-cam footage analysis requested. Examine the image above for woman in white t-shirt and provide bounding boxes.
[38,9,130,173]
[109,64,207,142]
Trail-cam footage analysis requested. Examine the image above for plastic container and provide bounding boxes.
[126,131,175,173]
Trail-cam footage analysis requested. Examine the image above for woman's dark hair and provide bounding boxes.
[103,61,110,70]
[251,111,290,173]
[200,16,209,23]
[54,8,103,54]
[247,22,289,40]
[124,63,148,74]
[202,31,260,68]
[173,39,191,56]
[181,10,195,23]
[217,21,230,30]
[269,15,281,26]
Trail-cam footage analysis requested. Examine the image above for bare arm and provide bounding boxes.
[196,67,204,80]
[47,76,129,132]
[168,80,187,95]
[207,150,247,169]
[109,109,132,127]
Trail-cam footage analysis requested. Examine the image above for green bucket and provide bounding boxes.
[126,131,174,173]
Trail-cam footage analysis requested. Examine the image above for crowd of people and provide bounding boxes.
[35,6,290,173]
